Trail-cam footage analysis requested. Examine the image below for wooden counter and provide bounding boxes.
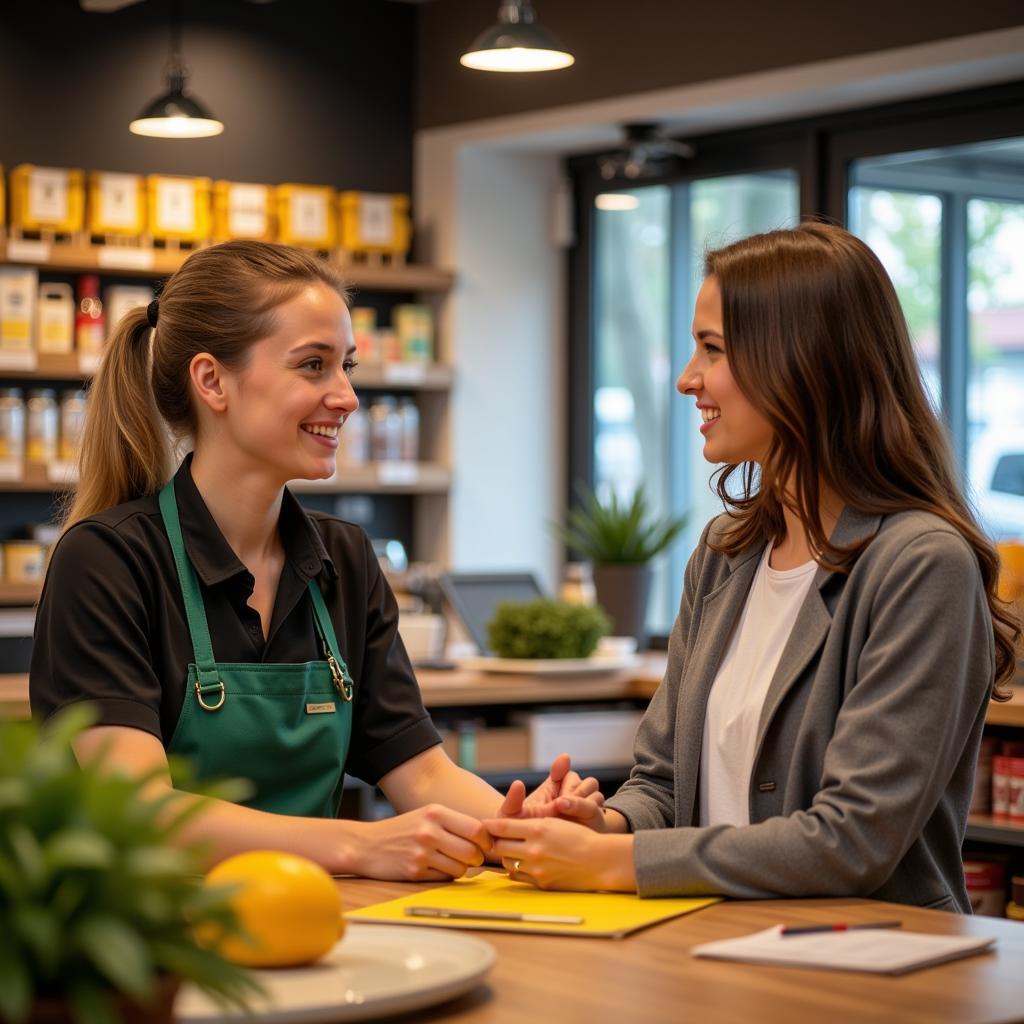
[337,876,1024,1023]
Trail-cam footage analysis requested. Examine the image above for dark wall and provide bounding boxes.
[415,0,1024,130]
[0,0,414,190]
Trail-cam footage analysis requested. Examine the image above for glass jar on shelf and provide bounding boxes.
[369,396,401,462]
[0,389,26,463]
[26,389,59,464]
[59,389,88,462]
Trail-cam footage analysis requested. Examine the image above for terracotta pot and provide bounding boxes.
[592,563,652,647]
[29,975,180,1024]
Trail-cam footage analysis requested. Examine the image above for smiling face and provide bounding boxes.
[214,281,359,484]
[676,275,774,466]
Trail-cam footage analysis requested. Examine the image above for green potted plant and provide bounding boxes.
[0,707,260,1024]
[553,483,687,645]
[487,599,610,659]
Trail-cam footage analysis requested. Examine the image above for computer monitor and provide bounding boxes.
[439,572,546,655]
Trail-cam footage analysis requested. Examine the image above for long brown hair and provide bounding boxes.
[63,240,348,531]
[704,221,1019,697]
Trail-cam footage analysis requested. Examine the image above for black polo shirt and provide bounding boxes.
[30,455,441,786]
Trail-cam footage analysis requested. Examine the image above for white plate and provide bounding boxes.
[457,653,641,675]
[174,925,495,1024]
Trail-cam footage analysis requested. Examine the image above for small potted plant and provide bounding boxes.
[487,599,610,660]
[553,483,687,645]
[0,707,260,1024]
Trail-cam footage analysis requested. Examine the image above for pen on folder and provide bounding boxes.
[404,907,584,925]
[779,920,902,936]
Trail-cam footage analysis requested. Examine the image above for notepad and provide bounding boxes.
[345,870,719,938]
[691,926,996,974]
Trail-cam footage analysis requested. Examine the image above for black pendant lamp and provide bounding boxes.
[129,0,223,138]
[461,0,575,73]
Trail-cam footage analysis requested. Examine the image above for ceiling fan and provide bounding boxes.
[598,123,696,181]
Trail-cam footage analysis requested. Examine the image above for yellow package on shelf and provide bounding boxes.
[145,175,212,243]
[346,869,720,938]
[0,267,38,354]
[212,181,275,242]
[338,191,411,256]
[275,184,336,250]
[9,164,85,235]
[87,171,146,237]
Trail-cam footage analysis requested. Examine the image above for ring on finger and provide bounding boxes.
[512,859,521,873]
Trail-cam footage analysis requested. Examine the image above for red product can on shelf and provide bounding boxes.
[1009,757,1024,825]
[964,859,1006,917]
[992,755,1011,821]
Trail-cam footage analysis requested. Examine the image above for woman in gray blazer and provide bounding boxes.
[487,222,1020,911]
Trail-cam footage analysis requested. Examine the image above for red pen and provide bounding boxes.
[779,920,902,936]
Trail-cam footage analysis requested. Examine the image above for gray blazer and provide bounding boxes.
[605,506,994,912]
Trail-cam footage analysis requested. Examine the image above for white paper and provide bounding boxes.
[691,926,996,975]
[377,462,419,486]
[5,239,50,263]
[97,173,140,229]
[155,180,196,233]
[27,168,69,223]
[383,362,426,385]
[358,194,395,246]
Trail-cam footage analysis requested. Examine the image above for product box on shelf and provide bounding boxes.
[87,171,146,238]
[104,285,154,341]
[0,267,38,354]
[392,304,434,362]
[213,181,275,242]
[9,165,85,236]
[145,175,212,244]
[275,184,336,250]
[35,283,74,355]
[337,191,411,259]
[350,307,379,363]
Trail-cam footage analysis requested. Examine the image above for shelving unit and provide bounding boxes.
[0,234,457,597]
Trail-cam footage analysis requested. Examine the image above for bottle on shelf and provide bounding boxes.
[59,389,87,462]
[340,407,369,465]
[0,389,26,464]
[25,389,58,464]
[369,396,401,462]
[75,274,106,356]
[398,397,419,462]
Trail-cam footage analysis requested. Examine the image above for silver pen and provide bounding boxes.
[404,906,584,925]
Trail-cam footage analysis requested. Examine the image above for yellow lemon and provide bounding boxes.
[201,850,344,967]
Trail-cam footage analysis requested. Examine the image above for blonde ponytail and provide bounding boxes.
[62,307,170,530]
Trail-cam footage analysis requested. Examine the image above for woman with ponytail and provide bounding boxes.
[486,223,1020,911]
[32,241,593,877]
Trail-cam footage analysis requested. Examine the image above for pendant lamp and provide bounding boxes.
[460,0,575,73]
[129,0,223,138]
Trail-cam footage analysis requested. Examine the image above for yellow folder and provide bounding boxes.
[345,870,720,938]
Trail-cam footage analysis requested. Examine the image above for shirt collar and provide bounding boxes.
[171,455,337,588]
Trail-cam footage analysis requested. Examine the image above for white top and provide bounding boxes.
[699,543,818,827]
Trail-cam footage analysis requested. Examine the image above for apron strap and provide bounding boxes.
[307,579,354,703]
[158,479,222,697]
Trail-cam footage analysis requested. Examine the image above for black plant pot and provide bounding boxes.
[592,563,652,648]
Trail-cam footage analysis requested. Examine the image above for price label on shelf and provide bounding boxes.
[383,362,427,385]
[376,462,419,486]
[98,247,156,271]
[47,461,79,486]
[0,459,22,482]
[78,353,103,375]
[5,238,51,263]
[0,351,38,372]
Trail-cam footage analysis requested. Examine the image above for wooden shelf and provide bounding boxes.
[966,814,1024,847]
[0,236,454,292]
[988,687,1024,727]
[290,462,451,495]
[0,583,40,605]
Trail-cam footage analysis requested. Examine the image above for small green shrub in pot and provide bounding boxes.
[486,599,610,659]
[0,707,261,1024]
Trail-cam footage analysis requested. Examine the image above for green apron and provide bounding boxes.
[160,479,354,818]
